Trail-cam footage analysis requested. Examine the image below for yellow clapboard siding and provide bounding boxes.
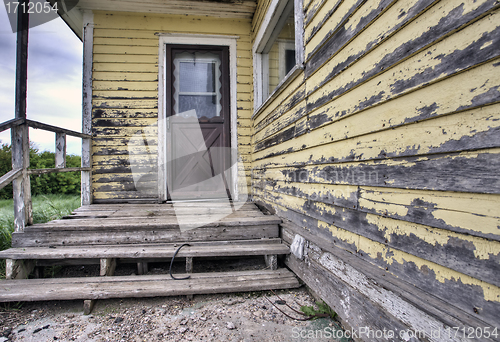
[93,117,158,127]
[253,60,500,160]
[93,37,158,47]
[93,72,158,82]
[94,28,162,39]
[94,12,252,35]
[252,0,271,36]
[93,80,158,91]
[253,101,305,144]
[359,187,500,235]
[255,190,500,300]
[253,73,305,126]
[306,8,500,109]
[306,0,377,57]
[253,104,500,168]
[93,63,158,73]
[93,90,158,99]
[93,99,158,109]
[93,45,159,55]
[94,145,158,155]
[305,0,424,77]
[254,148,500,187]
[93,54,158,64]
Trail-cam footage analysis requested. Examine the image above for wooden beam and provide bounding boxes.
[5,259,35,280]
[83,299,96,315]
[0,169,22,190]
[81,11,94,206]
[26,119,91,139]
[13,1,31,227]
[265,254,278,270]
[11,126,26,231]
[55,133,66,168]
[15,0,29,121]
[0,269,300,302]
[0,118,25,133]
[28,167,92,175]
[100,258,116,276]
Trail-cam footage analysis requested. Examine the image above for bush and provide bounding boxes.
[0,143,81,199]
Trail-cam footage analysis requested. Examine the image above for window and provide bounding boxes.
[253,0,304,109]
[173,51,222,119]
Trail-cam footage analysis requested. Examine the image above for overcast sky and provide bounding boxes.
[0,8,83,155]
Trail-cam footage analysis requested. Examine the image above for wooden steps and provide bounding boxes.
[0,203,300,308]
[0,239,289,260]
[12,202,282,247]
[0,269,300,302]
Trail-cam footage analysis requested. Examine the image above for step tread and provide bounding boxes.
[25,215,282,231]
[0,269,300,302]
[0,239,290,259]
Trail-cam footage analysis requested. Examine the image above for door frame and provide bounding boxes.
[157,33,239,202]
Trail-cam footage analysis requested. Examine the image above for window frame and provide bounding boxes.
[252,0,304,116]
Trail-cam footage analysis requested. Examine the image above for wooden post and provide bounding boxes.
[186,257,194,300]
[100,258,116,276]
[265,254,278,270]
[55,132,66,168]
[12,1,31,230]
[137,261,148,275]
[81,11,94,206]
[6,259,35,280]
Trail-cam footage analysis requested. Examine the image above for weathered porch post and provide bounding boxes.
[81,11,94,205]
[7,0,35,280]
[12,0,32,230]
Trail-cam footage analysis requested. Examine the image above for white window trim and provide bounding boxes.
[157,33,239,202]
[252,0,304,118]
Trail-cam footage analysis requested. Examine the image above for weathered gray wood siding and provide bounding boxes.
[251,0,500,334]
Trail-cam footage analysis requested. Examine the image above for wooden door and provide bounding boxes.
[165,45,231,200]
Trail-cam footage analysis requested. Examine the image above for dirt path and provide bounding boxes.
[0,287,353,342]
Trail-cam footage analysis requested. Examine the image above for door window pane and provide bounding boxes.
[179,61,216,93]
[173,51,222,118]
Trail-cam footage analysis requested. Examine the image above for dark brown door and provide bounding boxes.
[165,45,231,200]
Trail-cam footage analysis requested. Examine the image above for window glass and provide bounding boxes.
[173,52,221,118]
[264,2,295,97]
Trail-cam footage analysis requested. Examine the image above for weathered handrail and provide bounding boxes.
[26,119,91,139]
[0,118,92,231]
[0,169,22,191]
[0,118,25,133]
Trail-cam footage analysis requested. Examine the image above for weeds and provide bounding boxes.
[300,300,337,320]
[0,194,80,278]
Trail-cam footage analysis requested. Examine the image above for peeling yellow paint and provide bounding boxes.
[358,235,500,302]
[366,214,500,260]
[253,60,500,165]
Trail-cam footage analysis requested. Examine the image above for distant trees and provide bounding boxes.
[0,143,81,199]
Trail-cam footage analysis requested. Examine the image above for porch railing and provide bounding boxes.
[0,118,92,232]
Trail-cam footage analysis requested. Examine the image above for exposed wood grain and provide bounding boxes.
[0,169,22,191]
[257,188,500,286]
[0,269,299,302]
[256,149,500,194]
[100,258,116,276]
[0,118,24,133]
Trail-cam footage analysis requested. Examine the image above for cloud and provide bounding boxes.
[0,8,82,155]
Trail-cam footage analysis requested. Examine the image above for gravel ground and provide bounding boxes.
[0,258,352,341]
[0,287,351,342]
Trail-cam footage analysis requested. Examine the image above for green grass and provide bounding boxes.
[0,194,81,278]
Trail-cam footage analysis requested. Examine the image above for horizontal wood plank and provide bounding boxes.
[0,269,299,302]
[0,240,289,260]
